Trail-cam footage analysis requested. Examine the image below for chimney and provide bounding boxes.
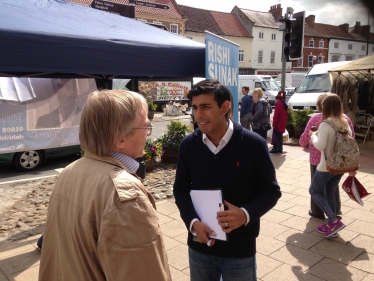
[362,25,370,39]
[305,15,315,24]
[269,4,282,18]
[354,21,362,33]
[339,23,349,32]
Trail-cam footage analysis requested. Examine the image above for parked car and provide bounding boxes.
[0,145,81,172]
[285,87,296,103]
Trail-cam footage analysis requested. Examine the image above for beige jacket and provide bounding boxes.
[39,152,171,281]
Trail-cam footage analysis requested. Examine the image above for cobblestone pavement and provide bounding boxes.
[0,161,177,243]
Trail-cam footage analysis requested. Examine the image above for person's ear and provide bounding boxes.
[113,135,127,150]
[221,100,231,116]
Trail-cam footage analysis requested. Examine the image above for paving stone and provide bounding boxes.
[256,253,283,279]
[270,244,324,271]
[260,220,291,238]
[262,209,293,224]
[276,229,323,250]
[166,244,189,271]
[169,265,189,281]
[350,234,374,255]
[160,220,187,238]
[257,235,284,255]
[280,216,321,233]
[309,239,364,265]
[344,208,374,224]
[308,258,368,281]
[345,220,374,238]
[262,263,323,281]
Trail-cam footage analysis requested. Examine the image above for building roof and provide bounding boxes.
[211,11,252,37]
[69,0,183,19]
[348,27,374,43]
[178,5,252,37]
[314,23,356,40]
[237,8,282,29]
[304,20,328,38]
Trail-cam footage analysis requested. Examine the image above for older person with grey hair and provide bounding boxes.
[39,90,171,281]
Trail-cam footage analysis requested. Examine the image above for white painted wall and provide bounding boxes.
[185,31,253,69]
[251,26,292,71]
[328,39,371,62]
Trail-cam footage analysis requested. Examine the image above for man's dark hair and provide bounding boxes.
[188,79,232,107]
[188,79,232,119]
[242,86,249,92]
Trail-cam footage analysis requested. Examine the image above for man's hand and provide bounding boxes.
[192,221,216,247]
[216,200,247,233]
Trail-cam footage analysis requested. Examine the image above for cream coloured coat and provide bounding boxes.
[39,152,171,281]
[311,118,352,172]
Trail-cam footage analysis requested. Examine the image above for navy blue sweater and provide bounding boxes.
[173,122,281,258]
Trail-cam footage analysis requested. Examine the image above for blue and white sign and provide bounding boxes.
[0,78,97,154]
[205,31,239,121]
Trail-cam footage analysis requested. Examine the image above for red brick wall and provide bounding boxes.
[292,36,329,70]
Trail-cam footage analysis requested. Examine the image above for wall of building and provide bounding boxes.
[185,31,253,69]
[136,13,185,35]
[252,26,292,74]
[328,39,369,62]
[292,36,329,71]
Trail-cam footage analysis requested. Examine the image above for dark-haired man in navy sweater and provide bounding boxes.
[173,79,281,281]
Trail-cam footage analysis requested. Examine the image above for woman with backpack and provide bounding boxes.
[251,88,271,140]
[300,93,355,220]
[308,94,354,238]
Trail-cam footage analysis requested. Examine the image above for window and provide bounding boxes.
[170,24,178,34]
[362,45,366,51]
[258,50,263,63]
[318,56,323,63]
[308,55,314,67]
[271,33,276,40]
[334,42,339,49]
[309,40,314,47]
[270,51,275,64]
[348,44,352,50]
[346,55,354,61]
[259,32,264,39]
[297,59,302,67]
[319,41,324,48]
[331,55,340,62]
[239,50,244,62]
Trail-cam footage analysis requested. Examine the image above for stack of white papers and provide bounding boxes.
[190,190,227,241]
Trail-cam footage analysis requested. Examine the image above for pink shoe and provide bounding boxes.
[316,223,337,238]
[325,220,345,238]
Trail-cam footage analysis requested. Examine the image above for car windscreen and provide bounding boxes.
[296,73,331,93]
[262,80,280,91]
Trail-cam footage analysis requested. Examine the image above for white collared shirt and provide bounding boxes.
[59,106,77,128]
[202,120,234,154]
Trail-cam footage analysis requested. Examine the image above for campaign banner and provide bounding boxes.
[205,32,239,122]
[0,78,97,154]
[138,81,191,101]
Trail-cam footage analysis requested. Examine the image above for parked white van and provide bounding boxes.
[239,75,279,105]
[287,61,351,110]
[276,72,306,88]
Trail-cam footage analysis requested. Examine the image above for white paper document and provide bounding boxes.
[190,189,227,241]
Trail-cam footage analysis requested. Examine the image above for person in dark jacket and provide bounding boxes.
[239,86,253,130]
[173,79,281,281]
[270,91,288,153]
[251,88,271,140]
